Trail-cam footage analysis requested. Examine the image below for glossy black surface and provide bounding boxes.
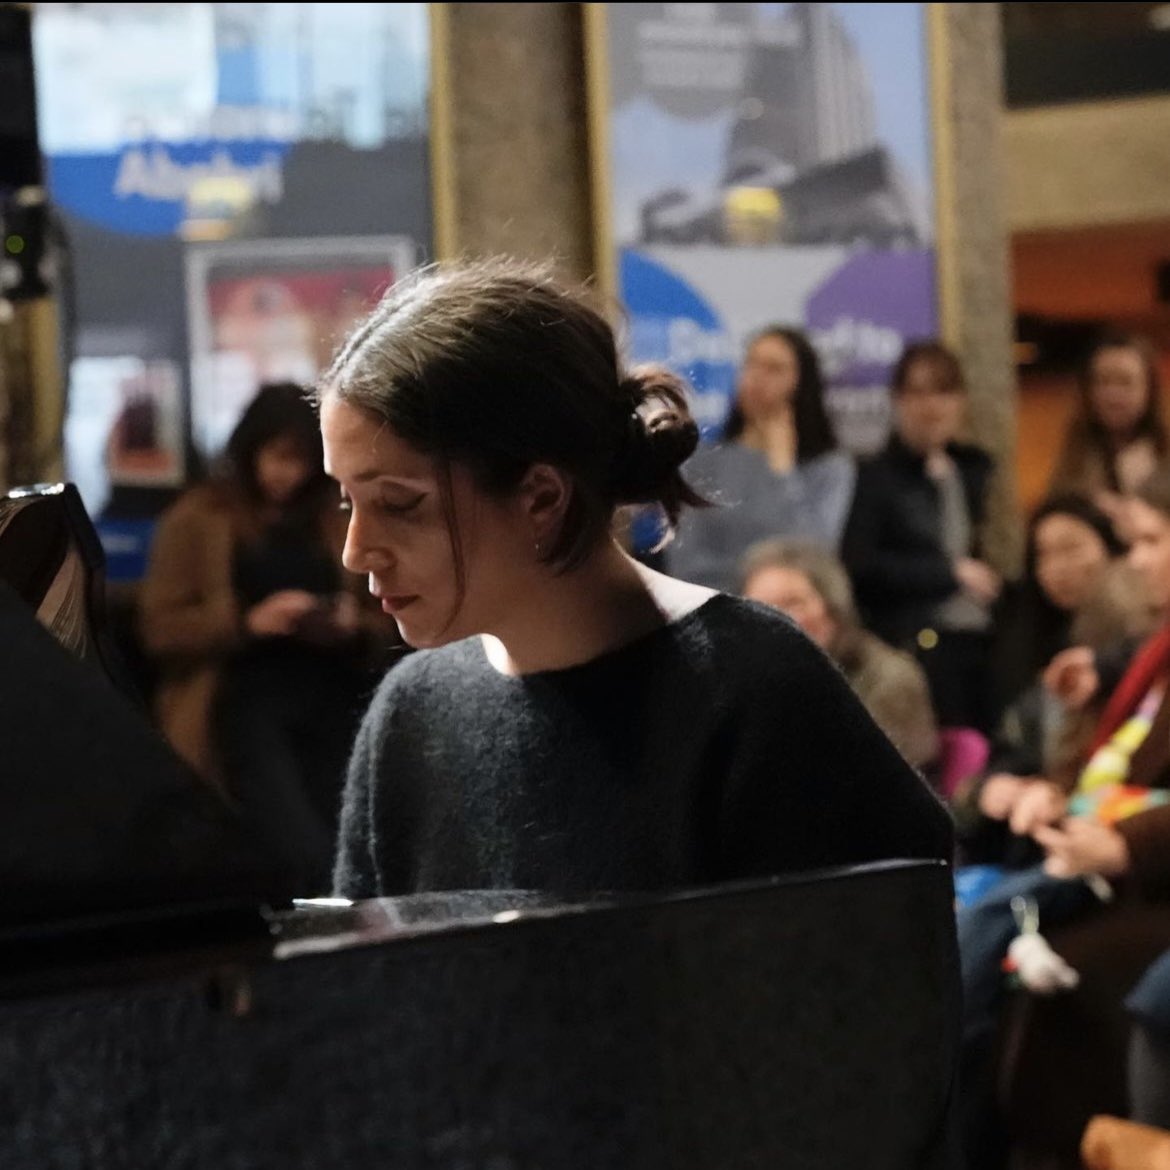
[1,862,959,1169]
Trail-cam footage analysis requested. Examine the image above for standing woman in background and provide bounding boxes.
[666,325,855,591]
[141,383,390,892]
[842,341,999,733]
[1048,333,1167,540]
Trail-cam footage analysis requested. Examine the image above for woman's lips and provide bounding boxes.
[381,594,419,615]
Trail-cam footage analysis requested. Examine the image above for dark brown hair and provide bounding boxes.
[316,258,704,576]
[890,340,964,396]
[722,326,838,460]
[224,381,327,508]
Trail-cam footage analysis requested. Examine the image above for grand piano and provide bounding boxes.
[0,484,961,1168]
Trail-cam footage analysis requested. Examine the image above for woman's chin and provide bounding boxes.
[393,614,459,651]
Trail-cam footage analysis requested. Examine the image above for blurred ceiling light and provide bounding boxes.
[1150,5,1170,30]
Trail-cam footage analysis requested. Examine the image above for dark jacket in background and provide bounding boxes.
[841,436,995,647]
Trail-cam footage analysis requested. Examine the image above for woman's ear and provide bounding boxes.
[518,462,572,535]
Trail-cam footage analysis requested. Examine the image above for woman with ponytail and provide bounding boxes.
[317,258,950,898]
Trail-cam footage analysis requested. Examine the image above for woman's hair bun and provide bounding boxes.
[612,364,706,528]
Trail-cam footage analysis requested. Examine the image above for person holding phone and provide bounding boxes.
[141,382,392,891]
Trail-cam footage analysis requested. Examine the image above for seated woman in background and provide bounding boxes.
[956,495,1151,869]
[140,383,392,892]
[666,325,855,591]
[842,340,999,733]
[990,495,1132,718]
[319,259,951,900]
[740,538,939,772]
[1048,333,1167,541]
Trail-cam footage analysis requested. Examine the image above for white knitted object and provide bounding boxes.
[1007,932,1080,994]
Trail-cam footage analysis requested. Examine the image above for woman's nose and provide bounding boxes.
[342,511,392,575]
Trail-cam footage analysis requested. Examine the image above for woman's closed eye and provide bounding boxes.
[338,491,426,517]
[378,492,426,516]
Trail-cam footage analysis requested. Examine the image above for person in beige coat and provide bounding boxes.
[140,383,393,890]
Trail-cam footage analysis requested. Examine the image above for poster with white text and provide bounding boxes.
[594,2,938,459]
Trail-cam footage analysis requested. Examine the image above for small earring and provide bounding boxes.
[534,539,544,558]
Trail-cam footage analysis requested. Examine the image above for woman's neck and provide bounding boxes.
[1104,427,1142,454]
[482,541,714,677]
[741,410,797,473]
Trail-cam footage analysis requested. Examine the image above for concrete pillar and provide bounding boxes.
[437,3,594,281]
[932,2,1020,572]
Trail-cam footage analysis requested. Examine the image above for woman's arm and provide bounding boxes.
[332,714,381,899]
[799,453,857,550]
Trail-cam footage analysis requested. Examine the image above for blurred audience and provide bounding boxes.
[140,382,391,892]
[957,465,1170,1169]
[842,340,998,732]
[990,494,1132,716]
[1048,333,1167,541]
[956,495,1152,868]
[667,325,854,590]
[741,538,938,771]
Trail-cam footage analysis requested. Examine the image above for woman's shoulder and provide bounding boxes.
[366,638,486,716]
[158,481,237,529]
[852,629,927,687]
[682,440,754,476]
[690,593,823,671]
[691,599,900,740]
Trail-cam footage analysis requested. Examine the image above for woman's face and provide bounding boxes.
[1089,346,1149,437]
[321,395,532,648]
[1032,513,1111,612]
[737,335,800,424]
[743,565,836,649]
[1128,498,1170,616]
[255,434,316,506]
[893,357,965,454]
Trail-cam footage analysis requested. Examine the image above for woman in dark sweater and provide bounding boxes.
[318,258,952,898]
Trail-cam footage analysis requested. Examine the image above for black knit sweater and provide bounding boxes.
[334,595,953,898]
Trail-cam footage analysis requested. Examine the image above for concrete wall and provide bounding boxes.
[1004,94,1170,233]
